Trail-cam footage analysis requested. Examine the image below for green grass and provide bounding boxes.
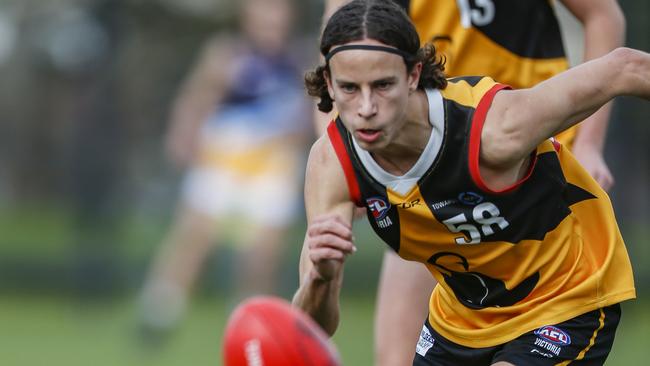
[0,204,76,258]
[0,206,648,365]
[0,295,373,366]
[608,300,650,365]
[0,295,646,366]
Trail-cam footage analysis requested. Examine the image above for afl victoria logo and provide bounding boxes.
[366,197,390,220]
[534,326,571,346]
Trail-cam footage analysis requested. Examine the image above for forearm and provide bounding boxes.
[613,48,650,100]
[550,48,650,138]
[292,266,343,336]
[581,7,625,62]
[483,48,650,168]
[294,140,356,335]
[573,3,625,151]
[572,103,610,153]
[553,48,650,129]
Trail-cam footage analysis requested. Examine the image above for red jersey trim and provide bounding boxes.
[327,121,363,206]
[550,137,562,152]
[468,84,538,194]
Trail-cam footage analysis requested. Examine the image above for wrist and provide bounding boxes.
[309,267,332,283]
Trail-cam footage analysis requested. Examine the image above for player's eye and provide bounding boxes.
[375,81,394,90]
[339,83,358,93]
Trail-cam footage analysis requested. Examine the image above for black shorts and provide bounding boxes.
[413,304,621,366]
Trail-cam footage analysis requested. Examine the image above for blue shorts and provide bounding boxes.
[413,304,621,366]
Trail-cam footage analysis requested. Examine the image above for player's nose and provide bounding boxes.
[357,89,377,119]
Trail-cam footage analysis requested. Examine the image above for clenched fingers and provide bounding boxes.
[307,214,357,264]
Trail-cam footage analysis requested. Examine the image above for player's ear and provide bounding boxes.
[324,68,335,100]
[408,61,422,93]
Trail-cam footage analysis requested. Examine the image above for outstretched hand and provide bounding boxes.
[307,214,357,281]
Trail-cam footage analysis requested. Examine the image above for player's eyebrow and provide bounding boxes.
[334,78,357,86]
[371,77,398,85]
[335,76,398,86]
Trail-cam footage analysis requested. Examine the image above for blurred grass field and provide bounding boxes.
[1,206,649,365]
[0,294,648,365]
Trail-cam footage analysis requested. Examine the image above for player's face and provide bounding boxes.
[326,40,420,152]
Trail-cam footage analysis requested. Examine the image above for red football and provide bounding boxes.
[223,296,342,366]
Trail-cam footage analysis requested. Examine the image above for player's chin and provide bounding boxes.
[354,135,389,152]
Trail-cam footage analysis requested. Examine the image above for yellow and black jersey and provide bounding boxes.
[395,0,577,146]
[327,76,635,348]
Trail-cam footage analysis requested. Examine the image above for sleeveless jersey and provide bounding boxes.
[396,0,577,146]
[198,47,307,175]
[326,76,635,347]
[209,48,306,140]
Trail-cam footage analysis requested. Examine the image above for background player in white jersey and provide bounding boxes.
[138,0,310,338]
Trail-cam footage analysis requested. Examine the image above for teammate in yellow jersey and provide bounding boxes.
[295,1,648,365]
[318,0,625,364]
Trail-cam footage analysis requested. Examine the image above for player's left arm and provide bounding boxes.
[292,135,356,336]
[481,47,650,177]
[560,0,626,190]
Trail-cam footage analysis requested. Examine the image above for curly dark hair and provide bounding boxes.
[306,0,447,112]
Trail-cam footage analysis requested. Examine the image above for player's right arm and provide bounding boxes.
[292,134,356,336]
[165,37,231,168]
[481,47,650,180]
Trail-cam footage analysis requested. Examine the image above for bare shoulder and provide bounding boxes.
[304,134,354,219]
[305,134,347,195]
[197,36,240,71]
[188,34,245,89]
[307,133,343,170]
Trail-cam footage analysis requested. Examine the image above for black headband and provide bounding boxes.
[325,44,414,63]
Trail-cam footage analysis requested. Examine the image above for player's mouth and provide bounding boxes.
[355,128,382,143]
